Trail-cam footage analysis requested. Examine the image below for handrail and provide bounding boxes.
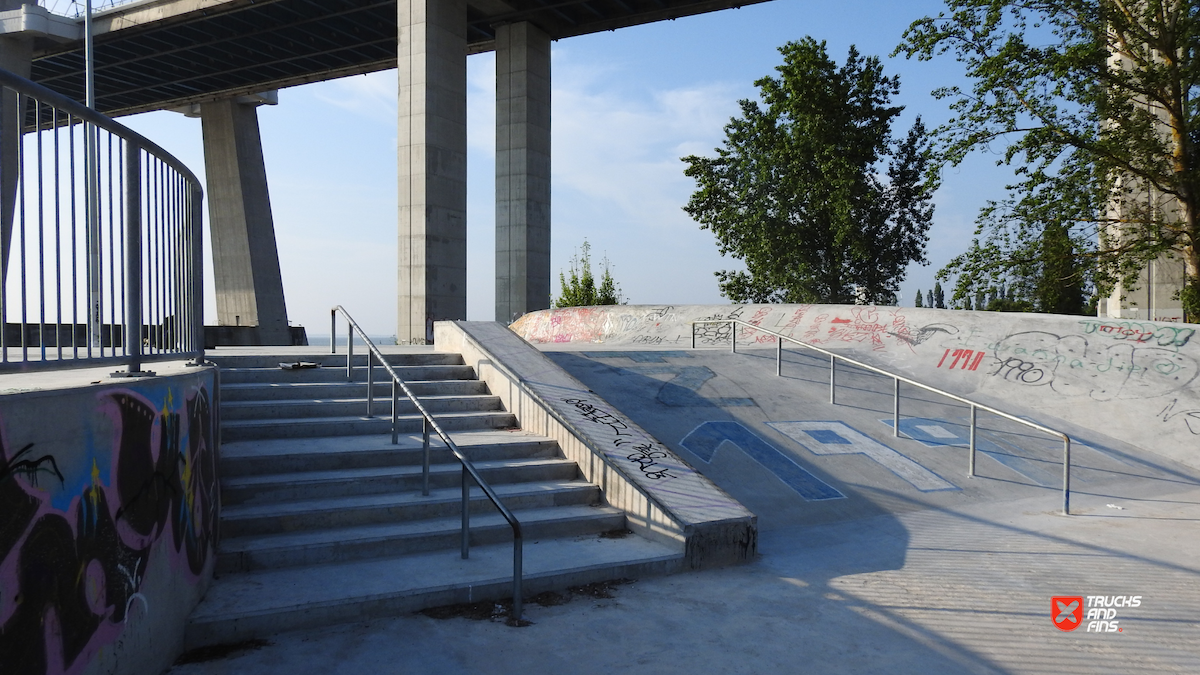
[691,319,1073,515]
[330,306,524,621]
[0,67,205,373]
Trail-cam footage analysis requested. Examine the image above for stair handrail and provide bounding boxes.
[691,318,1074,515]
[329,306,523,621]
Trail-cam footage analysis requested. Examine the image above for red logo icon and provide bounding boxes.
[1053,596,1084,631]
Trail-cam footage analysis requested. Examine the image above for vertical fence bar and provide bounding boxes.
[365,350,374,417]
[190,184,204,364]
[968,405,977,477]
[461,466,470,559]
[53,108,62,360]
[1062,437,1071,516]
[390,379,399,445]
[422,417,430,496]
[36,99,45,361]
[893,378,900,437]
[123,143,142,374]
[829,356,836,404]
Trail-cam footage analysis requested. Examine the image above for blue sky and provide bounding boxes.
[112,0,1021,337]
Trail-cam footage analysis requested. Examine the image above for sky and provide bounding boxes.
[104,0,1022,338]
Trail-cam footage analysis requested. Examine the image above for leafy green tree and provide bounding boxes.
[915,289,924,307]
[896,0,1200,321]
[933,281,946,309]
[683,38,936,305]
[554,239,623,308]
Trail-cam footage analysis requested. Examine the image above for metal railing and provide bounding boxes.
[0,67,204,373]
[331,306,524,620]
[691,319,1074,515]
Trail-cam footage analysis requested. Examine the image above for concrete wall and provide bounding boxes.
[509,305,1200,470]
[435,321,756,569]
[0,364,218,675]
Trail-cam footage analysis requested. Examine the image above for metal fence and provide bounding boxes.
[0,67,204,373]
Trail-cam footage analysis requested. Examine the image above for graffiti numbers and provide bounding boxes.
[990,357,1047,384]
[937,348,987,371]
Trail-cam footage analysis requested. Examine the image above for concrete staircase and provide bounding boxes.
[185,350,681,648]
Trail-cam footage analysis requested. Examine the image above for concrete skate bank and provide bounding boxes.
[511,305,1199,470]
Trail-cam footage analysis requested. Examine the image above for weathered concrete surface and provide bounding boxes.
[201,97,290,343]
[495,21,552,324]
[396,0,469,344]
[435,321,756,569]
[0,362,218,675]
[510,305,1200,471]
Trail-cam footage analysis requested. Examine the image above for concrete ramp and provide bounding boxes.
[511,305,1200,472]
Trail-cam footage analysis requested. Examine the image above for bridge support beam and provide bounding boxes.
[200,96,291,344]
[495,21,552,324]
[397,0,468,344]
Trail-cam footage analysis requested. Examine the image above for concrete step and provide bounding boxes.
[207,352,464,369]
[219,394,504,421]
[186,535,683,649]
[221,479,601,538]
[218,363,477,385]
[220,410,517,442]
[219,432,560,477]
[221,457,580,505]
[216,504,627,574]
[219,379,489,402]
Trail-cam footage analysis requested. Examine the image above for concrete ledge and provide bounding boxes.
[434,320,756,569]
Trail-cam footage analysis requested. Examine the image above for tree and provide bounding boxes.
[915,288,924,307]
[896,0,1200,321]
[682,38,936,305]
[933,281,946,309]
[554,239,624,308]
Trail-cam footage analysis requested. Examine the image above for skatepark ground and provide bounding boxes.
[170,329,1200,675]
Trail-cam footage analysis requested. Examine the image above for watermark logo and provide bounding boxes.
[1053,596,1141,633]
[1053,596,1083,632]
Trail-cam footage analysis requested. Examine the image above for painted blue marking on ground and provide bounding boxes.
[584,351,692,362]
[885,417,1067,487]
[805,429,851,445]
[680,421,845,501]
[770,421,958,492]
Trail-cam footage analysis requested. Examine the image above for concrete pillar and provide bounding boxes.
[397,0,467,344]
[495,22,551,323]
[0,0,32,280]
[199,97,291,344]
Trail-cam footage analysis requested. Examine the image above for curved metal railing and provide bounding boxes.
[0,67,204,373]
[691,319,1074,515]
[330,306,524,620]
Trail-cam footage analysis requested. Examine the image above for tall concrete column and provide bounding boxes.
[199,97,291,344]
[0,0,32,280]
[495,22,551,323]
[397,0,467,344]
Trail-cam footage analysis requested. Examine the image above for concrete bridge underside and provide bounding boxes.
[13,0,768,342]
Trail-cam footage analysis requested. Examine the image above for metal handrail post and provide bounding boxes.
[1062,437,1071,515]
[731,324,736,353]
[512,537,523,620]
[968,406,977,477]
[122,144,142,374]
[365,350,374,417]
[461,465,470,558]
[391,379,399,444]
[346,322,353,381]
[829,356,836,404]
[422,417,430,496]
[690,325,695,349]
[776,337,782,376]
[330,309,336,354]
[892,378,900,437]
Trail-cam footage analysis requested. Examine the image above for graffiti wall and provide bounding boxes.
[509,305,1199,469]
[0,367,218,675]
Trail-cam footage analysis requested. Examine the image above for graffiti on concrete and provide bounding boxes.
[1079,320,1194,349]
[563,397,675,479]
[987,331,1197,401]
[937,349,987,371]
[1158,399,1200,435]
[0,385,215,675]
